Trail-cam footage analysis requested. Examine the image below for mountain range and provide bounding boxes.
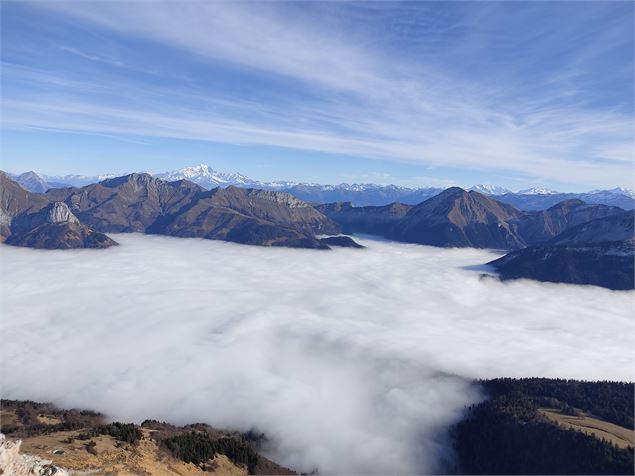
[10,166,634,210]
[2,171,358,250]
[317,190,633,289]
[317,191,625,250]
[3,169,632,289]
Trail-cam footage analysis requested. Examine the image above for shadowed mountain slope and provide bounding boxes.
[46,174,343,249]
[320,188,627,252]
[316,201,412,235]
[488,212,634,290]
[512,199,624,245]
[1,172,116,249]
[390,187,525,249]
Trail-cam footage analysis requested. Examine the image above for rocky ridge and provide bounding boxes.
[0,172,116,249]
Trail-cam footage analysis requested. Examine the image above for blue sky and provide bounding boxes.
[1,1,633,191]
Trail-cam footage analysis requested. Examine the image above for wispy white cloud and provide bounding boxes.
[57,45,124,67]
[3,1,633,189]
[4,95,630,188]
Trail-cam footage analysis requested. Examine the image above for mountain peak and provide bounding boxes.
[439,186,468,196]
[517,187,558,195]
[155,164,255,187]
[101,172,155,187]
[469,184,512,195]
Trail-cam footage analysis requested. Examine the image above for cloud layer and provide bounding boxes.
[1,234,633,473]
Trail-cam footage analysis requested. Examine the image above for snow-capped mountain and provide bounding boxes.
[517,187,559,195]
[469,184,512,195]
[41,173,117,187]
[7,164,634,210]
[9,171,52,193]
[154,164,257,188]
[588,187,635,199]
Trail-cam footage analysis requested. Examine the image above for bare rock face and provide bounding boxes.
[1,172,117,249]
[10,202,79,234]
[44,202,80,224]
[0,434,69,476]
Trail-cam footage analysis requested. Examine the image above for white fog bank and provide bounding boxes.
[1,234,633,474]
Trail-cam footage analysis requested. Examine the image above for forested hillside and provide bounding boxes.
[453,378,634,474]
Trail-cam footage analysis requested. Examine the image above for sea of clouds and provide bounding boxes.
[1,234,633,474]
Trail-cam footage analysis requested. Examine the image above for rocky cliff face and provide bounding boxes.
[0,434,69,476]
[1,172,117,249]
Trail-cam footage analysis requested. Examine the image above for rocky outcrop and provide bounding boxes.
[10,202,79,233]
[0,434,69,476]
[1,172,117,249]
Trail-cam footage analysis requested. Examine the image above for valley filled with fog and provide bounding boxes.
[1,234,633,474]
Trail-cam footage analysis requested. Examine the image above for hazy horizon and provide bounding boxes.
[4,165,634,195]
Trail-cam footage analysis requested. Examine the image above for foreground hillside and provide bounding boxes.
[2,378,633,475]
[0,400,295,475]
[453,378,634,474]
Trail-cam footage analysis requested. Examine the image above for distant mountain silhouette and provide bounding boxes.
[15,165,633,209]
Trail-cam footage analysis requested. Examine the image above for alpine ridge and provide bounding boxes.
[44,173,345,249]
[0,172,117,249]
